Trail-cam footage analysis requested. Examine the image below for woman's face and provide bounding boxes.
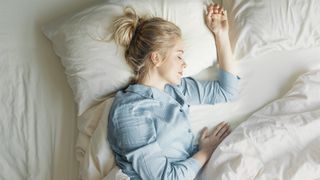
[157,38,186,85]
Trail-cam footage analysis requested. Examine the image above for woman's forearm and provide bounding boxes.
[214,33,235,75]
[192,149,210,167]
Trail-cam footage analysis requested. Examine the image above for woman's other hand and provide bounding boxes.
[198,122,231,158]
[205,3,229,37]
[192,122,231,166]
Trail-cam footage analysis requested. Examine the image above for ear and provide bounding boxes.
[150,52,162,67]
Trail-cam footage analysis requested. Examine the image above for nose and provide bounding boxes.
[182,60,187,68]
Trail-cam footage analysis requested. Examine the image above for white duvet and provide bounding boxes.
[85,68,320,180]
[199,69,320,180]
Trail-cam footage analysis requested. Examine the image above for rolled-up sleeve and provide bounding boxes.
[115,114,201,180]
[179,69,240,105]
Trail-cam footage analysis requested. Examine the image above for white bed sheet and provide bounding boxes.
[0,0,100,179]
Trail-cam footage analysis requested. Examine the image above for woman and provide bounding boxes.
[108,3,240,180]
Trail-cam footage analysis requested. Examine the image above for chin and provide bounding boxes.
[167,76,182,85]
[173,78,181,85]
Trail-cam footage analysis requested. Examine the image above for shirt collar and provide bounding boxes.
[125,84,176,103]
[125,84,154,98]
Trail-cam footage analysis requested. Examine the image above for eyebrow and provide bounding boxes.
[177,50,184,53]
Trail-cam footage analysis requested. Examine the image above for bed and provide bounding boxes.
[0,0,105,179]
[1,0,320,180]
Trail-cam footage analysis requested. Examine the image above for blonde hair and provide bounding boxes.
[112,7,181,83]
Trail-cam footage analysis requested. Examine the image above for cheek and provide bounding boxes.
[170,62,180,73]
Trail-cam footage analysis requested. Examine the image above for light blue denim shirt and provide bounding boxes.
[107,69,240,180]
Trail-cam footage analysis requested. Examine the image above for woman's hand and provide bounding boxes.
[198,122,231,157]
[192,122,231,167]
[205,3,229,37]
[204,3,236,75]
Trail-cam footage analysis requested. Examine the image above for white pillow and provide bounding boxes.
[223,0,320,60]
[42,0,217,115]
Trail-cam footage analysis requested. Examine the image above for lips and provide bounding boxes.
[178,72,183,76]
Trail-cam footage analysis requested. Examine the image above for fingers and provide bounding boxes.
[213,3,221,14]
[222,9,228,20]
[205,3,227,29]
[200,127,209,139]
[212,121,226,133]
[213,122,230,139]
[208,3,225,14]
[219,127,231,141]
[205,8,212,24]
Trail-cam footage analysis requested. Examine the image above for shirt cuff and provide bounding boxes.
[218,69,240,90]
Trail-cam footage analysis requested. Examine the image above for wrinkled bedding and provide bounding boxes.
[199,69,320,180]
[2,0,320,179]
[0,0,97,179]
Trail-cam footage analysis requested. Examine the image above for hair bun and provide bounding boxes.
[113,7,140,48]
